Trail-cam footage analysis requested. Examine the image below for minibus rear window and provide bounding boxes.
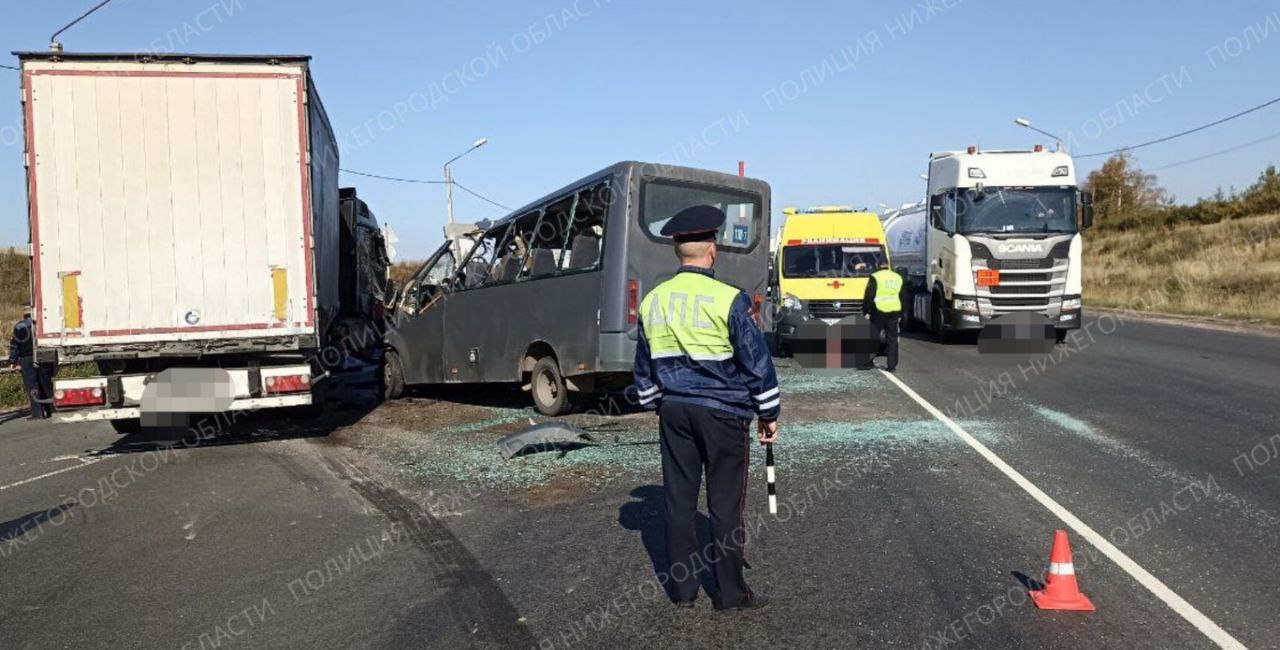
[641,180,761,251]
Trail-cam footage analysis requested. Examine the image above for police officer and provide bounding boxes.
[633,205,780,611]
[861,261,905,372]
[9,303,51,419]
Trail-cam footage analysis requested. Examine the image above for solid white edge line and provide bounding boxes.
[878,369,1246,650]
[0,456,103,492]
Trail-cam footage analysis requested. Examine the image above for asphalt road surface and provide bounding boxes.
[1,312,1277,649]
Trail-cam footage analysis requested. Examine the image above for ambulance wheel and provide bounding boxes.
[383,350,405,401]
[531,356,573,416]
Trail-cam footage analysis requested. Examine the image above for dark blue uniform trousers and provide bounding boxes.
[18,357,51,418]
[659,400,752,608]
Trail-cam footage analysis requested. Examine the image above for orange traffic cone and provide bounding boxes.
[1029,530,1096,611]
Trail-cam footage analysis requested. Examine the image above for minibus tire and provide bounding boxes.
[531,356,572,416]
[383,350,405,401]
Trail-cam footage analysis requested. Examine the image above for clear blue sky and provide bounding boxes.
[3,0,1278,258]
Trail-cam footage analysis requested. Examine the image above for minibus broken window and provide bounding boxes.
[560,183,608,272]
[460,226,504,289]
[485,210,540,285]
[525,195,575,279]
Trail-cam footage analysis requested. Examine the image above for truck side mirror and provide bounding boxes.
[1081,191,1094,230]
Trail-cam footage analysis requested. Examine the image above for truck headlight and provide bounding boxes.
[1062,297,1081,311]
[782,293,802,311]
[954,298,979,313]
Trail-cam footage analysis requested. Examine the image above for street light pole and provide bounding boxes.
[1014,117,1064,151]
[443,137,488,225]
[445,164,454,225]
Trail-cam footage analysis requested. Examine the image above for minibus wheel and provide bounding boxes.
[531,356,572,416]
[383,350,405,400]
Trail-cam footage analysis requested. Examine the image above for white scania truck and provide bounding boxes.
[886,146,1094,342]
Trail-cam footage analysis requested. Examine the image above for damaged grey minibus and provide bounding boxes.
[384,162,771,415]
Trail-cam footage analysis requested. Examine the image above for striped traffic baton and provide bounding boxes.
[765,443,777,514]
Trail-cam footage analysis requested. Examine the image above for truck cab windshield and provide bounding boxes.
[782,244,886,278]
[955,187,1077,236]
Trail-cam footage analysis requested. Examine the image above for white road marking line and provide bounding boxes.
[0,456,103,492]
[879,369,1246,650]
[46,454,89,463]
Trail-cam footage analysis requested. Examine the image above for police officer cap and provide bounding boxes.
[661,205,725,243]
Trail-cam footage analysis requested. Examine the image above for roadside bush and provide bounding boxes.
[1092,163,1280,232]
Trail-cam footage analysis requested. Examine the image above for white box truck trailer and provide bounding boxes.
[886,146,1094,342]
[15,52,358,431]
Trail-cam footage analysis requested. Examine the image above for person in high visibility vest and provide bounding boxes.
[861,262,905,372]
[633,204,779,611]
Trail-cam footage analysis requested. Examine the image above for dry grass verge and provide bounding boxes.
[1086,212,1280,324]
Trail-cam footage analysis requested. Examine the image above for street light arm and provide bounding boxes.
[1014,118,1064,148]
[443,138,489,168]
[443,137,489,226]
[1027,125,1062,141]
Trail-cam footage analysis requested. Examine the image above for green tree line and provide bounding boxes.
[1085,153,1280,230]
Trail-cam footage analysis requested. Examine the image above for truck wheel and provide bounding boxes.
[531,356,573,416]
[110,418,142,434]
[932,292,954,343]
[383,350,405,401]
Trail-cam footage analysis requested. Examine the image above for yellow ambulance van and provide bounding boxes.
[771,206,890,351]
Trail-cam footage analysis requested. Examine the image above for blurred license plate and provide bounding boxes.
[141,368,235,413]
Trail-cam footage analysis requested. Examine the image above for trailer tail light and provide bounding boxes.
[752,293,763,326]
[627,279,639,325]
[54,387,106,409]
[264,374,311,395]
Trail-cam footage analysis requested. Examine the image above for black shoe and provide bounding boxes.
[717,593,769,611]
[887,366,897,373]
